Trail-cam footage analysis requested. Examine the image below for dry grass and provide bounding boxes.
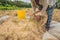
[53,9,60,22]
[0,10,47,40]
[0,9,59,40]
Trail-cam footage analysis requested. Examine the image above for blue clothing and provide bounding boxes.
[46,4,55,30]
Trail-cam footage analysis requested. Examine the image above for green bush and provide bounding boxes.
[0,5,20,10]
[0,1,31,10]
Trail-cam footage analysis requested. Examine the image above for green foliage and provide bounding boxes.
[55,0,60,9]
[58,0,60,2]
[0,0,31,10]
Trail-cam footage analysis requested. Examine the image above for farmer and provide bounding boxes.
[31,0,57,30]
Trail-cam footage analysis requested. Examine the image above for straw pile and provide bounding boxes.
[0,10,47,40]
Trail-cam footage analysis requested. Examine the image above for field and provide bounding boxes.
[53,9,60,22]
[0,9,59,22]
[0,9,60,40]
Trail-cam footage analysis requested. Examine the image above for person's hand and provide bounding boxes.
[35,15,41,21]
[34,12,43,21]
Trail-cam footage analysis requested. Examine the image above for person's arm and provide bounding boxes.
[31,0,37,13]
[35,0,49,16]
[40,0,48,14]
